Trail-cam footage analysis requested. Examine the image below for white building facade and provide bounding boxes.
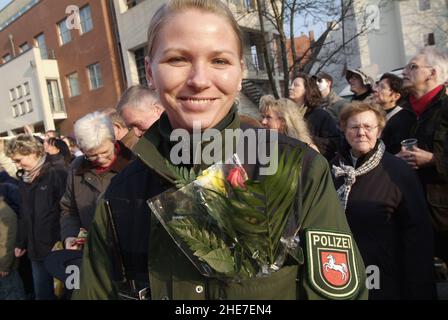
[0,46,66,136]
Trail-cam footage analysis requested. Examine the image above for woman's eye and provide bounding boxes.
[212,58,229,65]
[167,57,187,64]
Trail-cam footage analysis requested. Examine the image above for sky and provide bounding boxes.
[0,0,12,11]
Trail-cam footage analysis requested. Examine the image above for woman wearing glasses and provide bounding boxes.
[331,101,435,299]
[60,112,133,251]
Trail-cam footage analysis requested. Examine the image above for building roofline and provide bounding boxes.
[0,0,39,32]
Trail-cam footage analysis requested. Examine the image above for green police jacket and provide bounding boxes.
[73,109,367,300]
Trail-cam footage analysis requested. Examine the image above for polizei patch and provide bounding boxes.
[305,229,360,299]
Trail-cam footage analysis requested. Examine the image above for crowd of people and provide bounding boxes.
[0,0,447,301]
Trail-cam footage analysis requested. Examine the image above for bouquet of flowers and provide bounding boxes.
[147,147,304,279]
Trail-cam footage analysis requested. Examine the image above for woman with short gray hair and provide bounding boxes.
[60,112,133,253]
[73,112,115,153]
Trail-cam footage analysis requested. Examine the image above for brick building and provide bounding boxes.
[0,0,125,135]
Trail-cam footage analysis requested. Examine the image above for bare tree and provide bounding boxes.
[254,0,382,97]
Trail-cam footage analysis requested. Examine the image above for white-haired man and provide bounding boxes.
[117,85,164,138]
[60,112,134,250]
[398,47,448,264]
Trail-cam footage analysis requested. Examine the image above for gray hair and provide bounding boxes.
[116,85,160,114]
[6,134,45,158]
[419,47,448,85]
[74,112,115,151]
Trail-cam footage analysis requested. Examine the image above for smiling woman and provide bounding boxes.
[73,0,368,301]
[145,5,244,131]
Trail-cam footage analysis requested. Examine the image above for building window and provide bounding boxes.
[243,0,256,10]
[17,85,23,99]
[19,102,26,115]
[3,53,11,63]
[26,99,33,113]
[418,0,430,11]
[134,48,147,86]
[67,73,80,97]
[9,89,16,101]
[58,19,72,45]
[126,0,144,9]
[24,82,30,95]
[87,63,103,90]
[12,105,19,117]
[19,42,30,53]
[47,80,64,113]
[424,33,435,46]
[79,5,93,34]
[35,33,48,59]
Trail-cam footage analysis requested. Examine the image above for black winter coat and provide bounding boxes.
[381,107,417,154]
[304,108,341,161]
[17,159,67,261]
[403,89,448,231]
[331,143,435,299]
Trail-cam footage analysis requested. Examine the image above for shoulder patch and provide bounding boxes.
[305,229,360,299]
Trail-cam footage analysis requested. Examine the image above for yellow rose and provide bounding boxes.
[196,167,227,195]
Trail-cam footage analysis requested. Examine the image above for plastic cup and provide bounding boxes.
[401,138,418,151]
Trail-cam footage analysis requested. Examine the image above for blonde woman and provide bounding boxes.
[6,134,67,299]
[260,96,319,152]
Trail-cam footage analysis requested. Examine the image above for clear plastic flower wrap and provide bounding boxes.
[147,150,305,280]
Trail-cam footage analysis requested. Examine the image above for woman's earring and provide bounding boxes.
[147,78,155,90]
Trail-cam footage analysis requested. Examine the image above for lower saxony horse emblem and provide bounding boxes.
[305,229,361,299]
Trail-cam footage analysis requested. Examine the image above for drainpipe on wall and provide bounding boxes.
[108,0,128,90]
[8,34,16,57]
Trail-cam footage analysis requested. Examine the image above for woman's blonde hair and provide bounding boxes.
[146,0,243,59]
[260,97,315,146]
[6,134,45,158]
[339,101,386,132]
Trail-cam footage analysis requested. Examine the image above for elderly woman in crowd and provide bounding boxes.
[60,112,133,251]
[289,74,340,160]
[73,0,367,300]
[331,101,435,299]
[6,134,67,299]
[259,95,319,151]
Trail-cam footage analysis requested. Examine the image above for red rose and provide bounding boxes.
[227,167,246,189]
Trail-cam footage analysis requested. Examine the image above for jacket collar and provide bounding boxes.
[75,140,134,176]
[132,105,240,184]
[338,139,381,169]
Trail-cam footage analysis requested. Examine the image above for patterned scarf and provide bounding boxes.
[332,141,385,210]
[22,154,46,184]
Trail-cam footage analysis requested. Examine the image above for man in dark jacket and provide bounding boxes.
[398,47,448,263]
[60,112,134,250]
